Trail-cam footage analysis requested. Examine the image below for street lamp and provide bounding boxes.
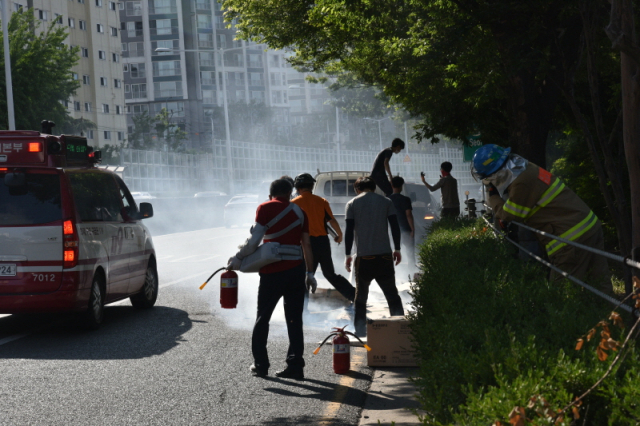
[2,0,16,130]
[363,117,390,151]
[155,46,244,195]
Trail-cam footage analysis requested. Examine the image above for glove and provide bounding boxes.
[227,256,242,271]
[305,272,317,294]
[486,184,499,197]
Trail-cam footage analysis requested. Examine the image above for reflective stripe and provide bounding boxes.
[546,211,598,256]
[529,179,565,218]
[504,200,530,218]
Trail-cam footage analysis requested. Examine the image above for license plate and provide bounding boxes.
[0,264,17,276]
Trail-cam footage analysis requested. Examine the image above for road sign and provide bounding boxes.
[403,154,411,163]
[463,137,482,162]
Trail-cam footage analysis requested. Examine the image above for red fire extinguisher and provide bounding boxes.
[219,270,238,309]
[314,325,371,374]
[199,267,238,309]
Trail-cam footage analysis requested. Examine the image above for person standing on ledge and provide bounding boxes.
[370,138,405,196]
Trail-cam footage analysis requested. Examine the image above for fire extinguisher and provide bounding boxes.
[199,267,238,309]
[314,325,371,374]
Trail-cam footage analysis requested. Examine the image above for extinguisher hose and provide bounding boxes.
[344,331,372,351]
[199,267,227,290]
[313,333,338,355]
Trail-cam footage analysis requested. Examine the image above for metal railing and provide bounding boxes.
[482,212,639,316]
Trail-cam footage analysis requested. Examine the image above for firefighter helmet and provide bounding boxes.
[471,144,511,180]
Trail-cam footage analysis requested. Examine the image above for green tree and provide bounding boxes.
[224,0,588,168]
[127,111,156,150]
[155,108,188,152]
[0,10,80,130]
[127,109,187,152]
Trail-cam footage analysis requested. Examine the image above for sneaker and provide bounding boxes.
[250,364,268,378]
[275,367,304,380]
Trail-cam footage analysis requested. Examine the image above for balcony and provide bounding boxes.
[149,5,178,14]
[195,2,211,9]
[155,89,183,98]
[202,97,215,104]
[153,68,182,77]
[126,91,147,100]
[201,78,215,85]
[150,27,179,36]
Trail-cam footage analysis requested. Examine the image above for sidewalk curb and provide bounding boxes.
[359,367,423,425]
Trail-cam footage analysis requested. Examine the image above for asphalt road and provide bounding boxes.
[0,226,374,426]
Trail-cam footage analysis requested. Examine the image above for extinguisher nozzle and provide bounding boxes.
[313,347,321,355]
[199,282,208,290]
[364,344,372,351]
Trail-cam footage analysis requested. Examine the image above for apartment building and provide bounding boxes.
[5,0,127,147]
[119,0,302,151]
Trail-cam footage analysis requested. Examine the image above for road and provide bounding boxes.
[0,226,375,426]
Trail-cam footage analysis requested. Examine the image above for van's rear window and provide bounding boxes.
[0,172,62,225]
[323,180,358,197]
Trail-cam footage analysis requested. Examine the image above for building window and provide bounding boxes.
[37,10,48,20]
[83,75,90,85]
[81,47,89,57]
[250,91,264,103]
[95,0,102,6]
[68,18,75,28]
[74,101,81,111]
[114,79,122,88]
[98,50,106,60]
[55,14,63,24]
[154,81,182,98]
[79,20,86,30]
[72,72,78,80]
[126,21,143,37]
[78,0,84,3]
[109,1,116,10]
[97,23,104,33]
[152,61,181,77]
[130,63,146,78]
[110,27,117,36]
[153,18,174,36]
[116,105,122,114]
[112,52,119,62]
[126,1,142,15]
[117,131,124,141]
[119,1,124,9]
[216,34,226,49]
[153,39,178,55]
[249,72,263,86]
[84,102,92,112]
[104,131,111,140]
[102,104,109,113]
[128,42,144,57]
[98,77,106,87]
[123,64,129,72]
[87,130,94,139]
[127,84,147,99]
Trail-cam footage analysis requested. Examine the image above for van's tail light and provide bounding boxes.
[28,142,43,152]
[63,219,79,268]
[424,215,435,220]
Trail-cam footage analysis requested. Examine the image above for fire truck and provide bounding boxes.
[0,121,157,329]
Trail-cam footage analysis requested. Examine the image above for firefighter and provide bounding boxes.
[471,144,612,294]
[291,173,356,303]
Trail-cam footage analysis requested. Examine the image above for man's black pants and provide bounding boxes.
[252,262,306,372]
[310,235,355,301]
[371,173,393,196]
[354,254,404,336]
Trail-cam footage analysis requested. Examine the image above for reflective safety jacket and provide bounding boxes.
[488,162,599,256]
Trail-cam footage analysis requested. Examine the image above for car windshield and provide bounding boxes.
[229,195,258,203]
[0,171,62,225]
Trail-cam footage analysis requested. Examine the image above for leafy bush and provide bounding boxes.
[409,219,639,425]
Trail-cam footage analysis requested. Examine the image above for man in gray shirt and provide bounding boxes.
[344,177,404,337]
[421,161,460,218]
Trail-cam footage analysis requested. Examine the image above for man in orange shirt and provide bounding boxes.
[292,173,356,302]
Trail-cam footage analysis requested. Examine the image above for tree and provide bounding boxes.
[154,108,187,152]
[127,109,187,152]
[127,111,156,150]
[0,10,80,130]
[605,0,640,291]
[224,0,588,168]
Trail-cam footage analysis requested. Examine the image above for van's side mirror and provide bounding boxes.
[139,202,154,219]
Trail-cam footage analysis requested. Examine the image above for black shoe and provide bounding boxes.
[275,367,304,380]
[250,364,268,378]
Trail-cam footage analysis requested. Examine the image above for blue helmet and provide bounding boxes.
[471,144,511,180]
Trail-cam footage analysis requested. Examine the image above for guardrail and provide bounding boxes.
[480,208,639,317]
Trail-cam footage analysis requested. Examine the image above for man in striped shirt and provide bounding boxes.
[472,144,611,294]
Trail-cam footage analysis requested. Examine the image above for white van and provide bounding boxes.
[0,129,157,329]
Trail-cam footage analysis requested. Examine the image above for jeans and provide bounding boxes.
[252,262,306,372]
[371,173,393,196]
[310,235,355,301]
[354,254,404,336]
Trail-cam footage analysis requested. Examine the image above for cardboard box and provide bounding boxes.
[366,317,418,367]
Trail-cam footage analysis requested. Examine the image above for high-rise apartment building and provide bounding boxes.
[5,0,127,146]
[119,0,300,151]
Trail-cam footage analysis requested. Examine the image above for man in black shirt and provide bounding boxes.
[388,176,415,269]
[370,138,405,196]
